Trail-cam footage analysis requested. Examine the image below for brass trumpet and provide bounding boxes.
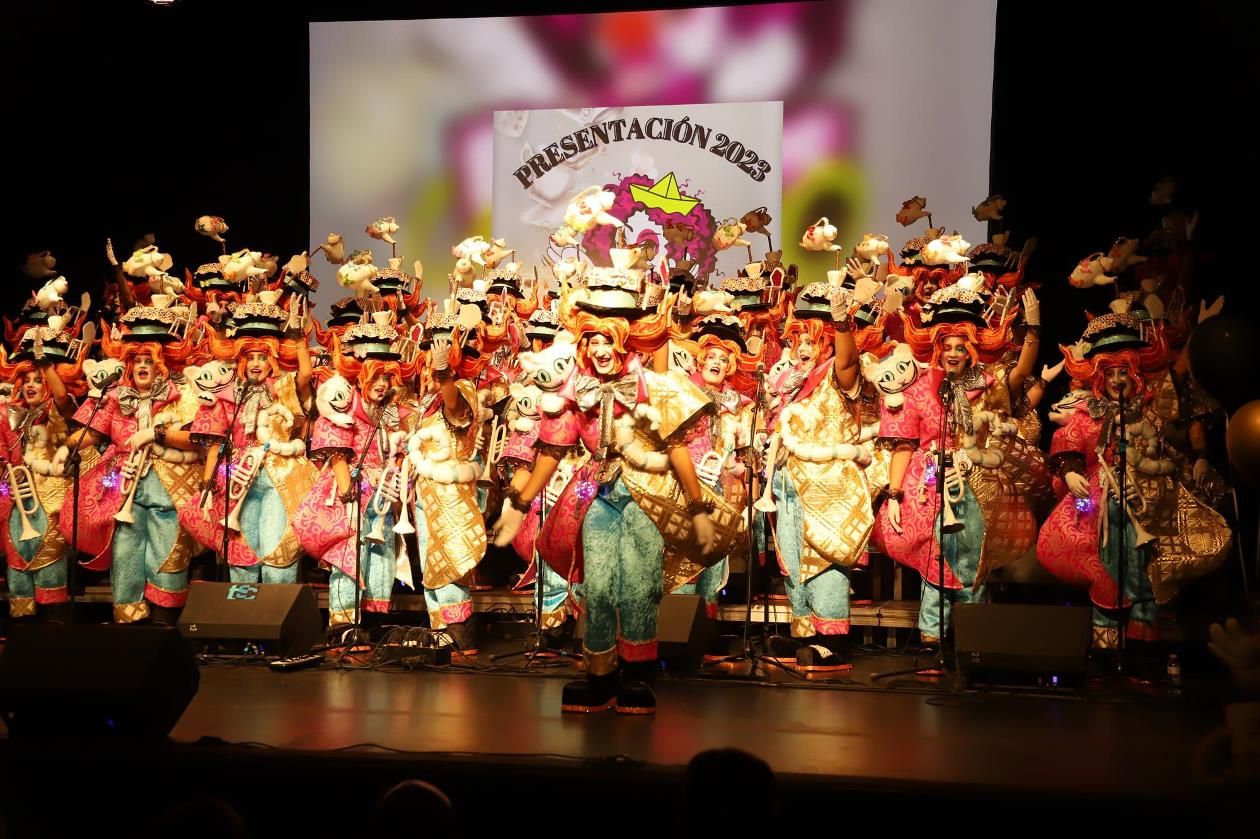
[114,444,152,524]
[939,454,966,534]
[367,435,402,543]
[224,447,263,532]
[477,416,509,488]
[1098,459,1157,548]
[7,464,43,542]
[752,433,780,513]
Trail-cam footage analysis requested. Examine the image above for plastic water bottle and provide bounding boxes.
[1167,653,1182,695]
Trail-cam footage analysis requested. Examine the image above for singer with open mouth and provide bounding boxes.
[875,282,1040,649]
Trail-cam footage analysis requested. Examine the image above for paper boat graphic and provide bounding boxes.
[629,172,700,216]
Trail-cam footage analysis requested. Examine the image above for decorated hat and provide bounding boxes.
[793,282,833,321]
[966,241,1014,273]
[192,262,242,293]
[574,266,652,320]
[283,269,320,297]
[119,302,186,342]
[422,309,460,349]
[328,296,365,327]
[693,313,747,352]
[899,232,933,265]
[484,265,524,299]
[720,275,769,311]
[1081,311,1147,357]
[456,286,490,314]
[229,292,287,338]
[342,320,403,360]
[373,266,415,297]
[12,325,76,363]
[525,306,560,342]
[921,282,987,327]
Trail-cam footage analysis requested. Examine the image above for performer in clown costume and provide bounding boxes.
[492,262,735,714]
[1036,313,1231,649]
[401,324,486,655]
[1,320,92,621]
[56,301,203,623]
[294,318,418,631]
[763,280,875,670]
[179,293,318,585]
[875,281,1041,647]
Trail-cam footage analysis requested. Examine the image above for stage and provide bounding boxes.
[2,630,1244,833]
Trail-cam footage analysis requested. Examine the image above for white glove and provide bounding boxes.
[829,286,853,323]
[127,428,156,449]
[1065,471,1090,499]
[886,497,902,534]
[430,337,451,372]
[492,500,526,548]
[1040,359,1066,384]
[1022,288,1040,327]
[692,512,717,555]
[1193,457,1210,486]
[51,445,71,476]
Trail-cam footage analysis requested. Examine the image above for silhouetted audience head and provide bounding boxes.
[371,779,456,830]
[684,748,778,828]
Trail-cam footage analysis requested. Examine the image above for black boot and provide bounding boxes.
[616,660,658,715]
[444,619,479,658]
[561,672,619,714]
[765,635,801,664]
[794,634,852,672]
[149,605,180,626]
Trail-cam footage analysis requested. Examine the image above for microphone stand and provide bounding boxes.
[703,363,769,675]
[64,374,123,621]
[349,390,395,632]
[217,381,251,583]
[1114,397,1128,672]
[873,371,955,686]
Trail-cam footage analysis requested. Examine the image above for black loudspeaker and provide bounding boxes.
[177,582,323,657]
[0,624,199,739]
[953,603,1092,689]
[657,594,714,670]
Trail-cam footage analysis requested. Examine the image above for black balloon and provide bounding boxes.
[1187,313,1260,411]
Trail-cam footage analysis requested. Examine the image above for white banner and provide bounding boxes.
[492,101,782,282]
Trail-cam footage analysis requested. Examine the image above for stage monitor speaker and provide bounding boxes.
[657,593,714,670]
[953,603,1091,689]
[572,594,712,669]
[0,624,199,740]
[177,581,323,658]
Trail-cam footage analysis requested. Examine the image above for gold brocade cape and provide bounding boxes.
[781,368,874,580]
[413,380,486,589]
[614,370,746,588]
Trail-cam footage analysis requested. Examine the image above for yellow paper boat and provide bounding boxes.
[630,172,700,216]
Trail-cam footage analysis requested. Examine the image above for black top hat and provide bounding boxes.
[1081,312,1147,357]
[693,314,747,352]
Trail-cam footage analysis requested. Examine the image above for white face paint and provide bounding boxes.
[244,351,270,384]
[132,355,156,389]
[367,374,391,404]
[21,371,47,405]
[940,337,969,375]
[701,348,729,386]
[793,336,815,366]
[588,334,617,376]
[1104,367,1135,400]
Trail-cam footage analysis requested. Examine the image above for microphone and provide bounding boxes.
[380,387,399,406]
[96,367,125,395]
[938,371,956,401]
